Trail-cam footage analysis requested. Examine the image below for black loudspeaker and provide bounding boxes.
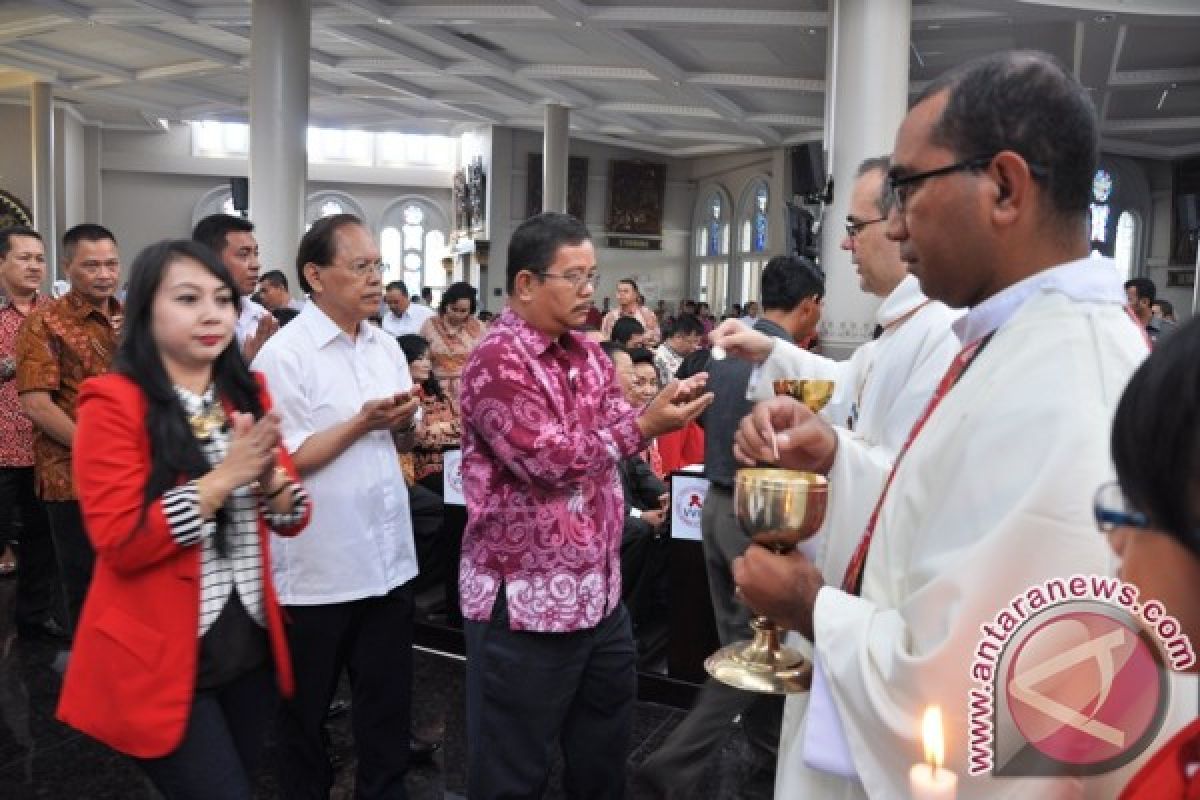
[230,177,249,212]
[790,143,825,198]
[1179,193,1199,231]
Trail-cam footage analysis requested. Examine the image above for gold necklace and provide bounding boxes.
[188,401,227,440]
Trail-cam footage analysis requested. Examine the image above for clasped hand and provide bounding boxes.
[220,411,283,489]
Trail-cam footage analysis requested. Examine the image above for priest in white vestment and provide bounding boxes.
[730,52,1193,800]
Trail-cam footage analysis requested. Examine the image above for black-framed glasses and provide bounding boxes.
[887,156,995,212]
[1093,481,1149,532]
[845,216,888,238]
[540,269,599,291]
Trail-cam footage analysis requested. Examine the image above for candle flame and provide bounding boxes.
[922,706,945,771]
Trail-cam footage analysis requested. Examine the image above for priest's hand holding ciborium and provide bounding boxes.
[704,380,836,694]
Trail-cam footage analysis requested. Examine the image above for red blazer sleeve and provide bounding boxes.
[73,373,309,575]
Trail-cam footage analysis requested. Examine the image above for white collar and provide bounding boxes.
[299,299,375,348]
[952,254,1126,346]
[875,275,930,327]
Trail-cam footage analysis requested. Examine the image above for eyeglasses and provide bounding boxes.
[336,259,385,278]
[541,269,599,291]
[1093,482,1149,532]
[845,216,888,238]
[886,156,995,212]
[887,155,1049,212]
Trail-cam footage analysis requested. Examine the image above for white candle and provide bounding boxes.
[909,706,958,800]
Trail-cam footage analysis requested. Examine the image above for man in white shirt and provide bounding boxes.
[731,51,1186,799]
[253,213,422,799]
[380,278,435,337]
[193,214,278,362]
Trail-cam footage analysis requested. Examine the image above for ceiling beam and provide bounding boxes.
[326,24,451,71]
[1102,116,1200,133]
[518,64,658,82]
[1110,66,1200,87]
[128,26,242,67]
[587,7,828,29]
[21,0,92,21]
[0,42,133,81]
[688,73,824,92]
[125,0,197,21]
[0,53,58,81]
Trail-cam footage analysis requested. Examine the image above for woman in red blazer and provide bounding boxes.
[1104,318,1200,800]
[58,239,311,799]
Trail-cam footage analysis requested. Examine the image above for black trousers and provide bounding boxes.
[276,583,415,800]
[137,665,277,800]
[415,474,466,624]
[636,486,781,795]
[464,593,636,799]
[0,468,59,628]
[44,500,94,633]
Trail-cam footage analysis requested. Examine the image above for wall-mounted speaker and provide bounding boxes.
[230,177,249,213]
[789,143,825,199]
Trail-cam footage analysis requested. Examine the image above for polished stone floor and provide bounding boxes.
[0,575,774,799]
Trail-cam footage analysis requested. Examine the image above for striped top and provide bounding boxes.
[162,385,309,636]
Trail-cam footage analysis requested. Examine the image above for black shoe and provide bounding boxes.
[326,698,351,719]
[409,735,441,765]
[17,618,69,642]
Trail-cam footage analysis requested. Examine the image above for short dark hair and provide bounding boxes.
[386,279,408,295]
[1112,317,1200,556]
[761,255,824,311]
[668,313,705,339]
[1125,277,1156,304]
[626,346,655,367]
[598,339,626,364]
[192,214,254,257]
[271,306,299,326]
[439,281,478,315]
[0,226,42,259]
[294,213,363,294]
[62,223,117,264]
[259,269,288,291]
[1155,299,1175,318]
[856,155,894,216]
[611,316,645,347]
[915,50,1097,219]
[676,347,712,381]
[507,212,591,293]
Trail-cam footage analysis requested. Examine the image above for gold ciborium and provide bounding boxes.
[705,379,835,694]
[772,378,835,411]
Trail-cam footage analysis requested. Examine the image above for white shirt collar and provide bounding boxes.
[298,298,377,348]
[952,254,1126,346]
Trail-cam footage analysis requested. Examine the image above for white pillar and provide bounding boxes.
[542,104,569,214]
[818,0,911,357]
[83,124,102,224]
[30,81,56,285]
[249,0,309,292]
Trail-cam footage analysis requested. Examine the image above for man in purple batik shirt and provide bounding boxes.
[459,212,712,798]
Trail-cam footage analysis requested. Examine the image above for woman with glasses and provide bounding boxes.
[56,240,311,798]
[1101,316,1200,800]
[419,280,484,405]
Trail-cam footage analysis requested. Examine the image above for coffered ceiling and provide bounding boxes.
[0,0,1196,158]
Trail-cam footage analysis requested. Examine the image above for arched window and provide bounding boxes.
[191,185,240,229]
[304,191,366,232]
[692,188,731,314]
[379,198,450,300]
[1114,211,1137,282]
[736,180,770,304]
